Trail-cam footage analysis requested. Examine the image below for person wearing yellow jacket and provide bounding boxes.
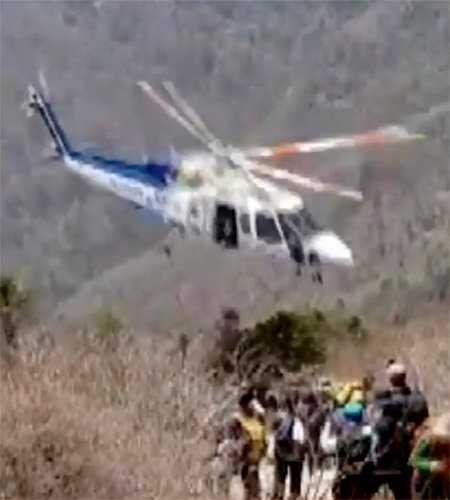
[232,391,268,500]
[331,375,373,408]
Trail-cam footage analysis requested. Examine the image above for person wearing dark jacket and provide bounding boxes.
[368,363,429,499]
[272,394,306,500]
[387,362,429,436]
[332,403,373,500]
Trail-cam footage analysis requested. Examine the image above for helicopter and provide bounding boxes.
[25,79,424,281]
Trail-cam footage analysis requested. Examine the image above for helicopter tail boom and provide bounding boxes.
[26,85,72,157]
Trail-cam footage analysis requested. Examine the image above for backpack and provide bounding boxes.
[337,424,372,472]
[275,416,305,461]
[405,389,429,428]
[276,417,294,443]
[374,397,415,470]
[393,389,428,457]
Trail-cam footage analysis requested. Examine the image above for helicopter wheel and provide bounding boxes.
[157,243,172,257]
[312,271,323,284]
[309,253,323,284]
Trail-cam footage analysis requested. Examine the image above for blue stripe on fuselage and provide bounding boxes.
[30,89,178,189]
[70,150,178,188]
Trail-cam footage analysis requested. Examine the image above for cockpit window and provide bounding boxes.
[278,208,321,237]
[300,208,321,231]
[256,212,282,244]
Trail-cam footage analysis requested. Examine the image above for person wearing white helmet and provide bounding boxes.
[386,361,429,430]
[386,361,413,416]
[367,360,430,499]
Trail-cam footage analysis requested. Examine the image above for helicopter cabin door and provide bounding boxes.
[236,208,254,250]
[187,197,205,235]
[213,203,238,249]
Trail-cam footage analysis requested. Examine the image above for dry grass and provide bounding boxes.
[0,330,222,499]
[1,311,449,498]
[324,307,450,412]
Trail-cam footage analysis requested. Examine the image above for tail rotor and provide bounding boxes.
[38,68,50,101]
[23,73,71,157]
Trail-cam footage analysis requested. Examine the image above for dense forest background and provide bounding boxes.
[1,1,448,329]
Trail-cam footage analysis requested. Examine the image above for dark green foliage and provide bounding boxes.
[0,276,28,309]
[229,308,369,381]
[0,275,31,347]
[346,315,367,340]
[93,305,123,341]
[1,2,448,327]
[236,310,328,379]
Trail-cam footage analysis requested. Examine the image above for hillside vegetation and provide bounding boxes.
[1,1,448,326]
[2,308,448,498]
[1,3,449,498]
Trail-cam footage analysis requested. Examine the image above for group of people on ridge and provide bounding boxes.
[211,360,449,500]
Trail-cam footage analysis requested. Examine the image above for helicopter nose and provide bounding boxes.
[308,232,354,267]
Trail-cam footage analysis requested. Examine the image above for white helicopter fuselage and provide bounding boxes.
[28,83,354,272]
[171,156,354,268]
[64,151,353,269]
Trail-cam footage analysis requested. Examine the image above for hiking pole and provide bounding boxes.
[303,437,316,500]
[311,462,326,500]
[185,386,240,444]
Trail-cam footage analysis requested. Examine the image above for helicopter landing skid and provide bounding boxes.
[157,224,185,258]
[295,264,323,284]
[312,270,323,284]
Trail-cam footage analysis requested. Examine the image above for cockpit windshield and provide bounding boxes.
[277,208,322,238]
[256,212,282,244]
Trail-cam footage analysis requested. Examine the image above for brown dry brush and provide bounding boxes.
[0,331,224,499]
[1,310,449,498]
[323,309,450,412]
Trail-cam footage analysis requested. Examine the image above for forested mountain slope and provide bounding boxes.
[1,1,448,326]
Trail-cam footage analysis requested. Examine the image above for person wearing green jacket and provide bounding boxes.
[409,412,450,499]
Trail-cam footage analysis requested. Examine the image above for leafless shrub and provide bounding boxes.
[0,330,223,498]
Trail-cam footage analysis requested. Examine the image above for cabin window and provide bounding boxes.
[240,212,251,234]
[256,212,282,244]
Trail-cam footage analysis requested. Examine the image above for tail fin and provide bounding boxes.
[27,85,71,157]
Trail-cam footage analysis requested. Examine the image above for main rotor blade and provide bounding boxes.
[138,81,213,149]
[243,125,426,159]
[139,81,310,203]
[139,80,239,172]
[162,81,221,148]
[244,159,363,201]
